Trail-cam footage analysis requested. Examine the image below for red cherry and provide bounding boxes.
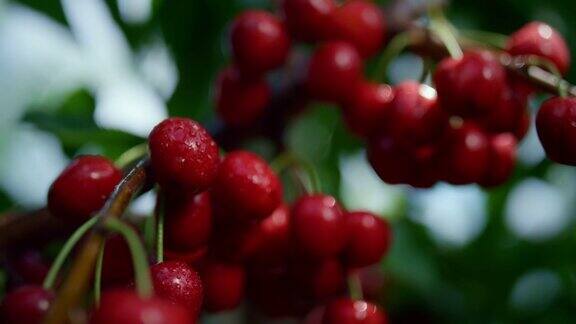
[230,10,291,75]
[322,298,388,324]
[90,290,191,324]
[343,81,393,138]
[201,261,245,312]
[386,81,447,147]
[479,133,517,187]
[281,0,336,42]
[247,204,292,265]
[439,123,490,185]
[514,111,531,141]
[9,250,50,285]
[434,50,507,117]
[536,97,576,165]
[212,151,282,222]
[101,233,134,289]
[247,264,301,317]
[476,85,527,135]
[331,0,386,57]
[343,211,392,268]
[164,246,207,267]
[0,286,54,324]
[150,261,203,318]
[291,258,346,299]
[292,194,347,258]
[164,192,211,252]
[306,41,363,104]
[48,155,121,225]
[214,66,270,127]
[208,222,257,262]
[506,21,570,75]
[148,117,220,194]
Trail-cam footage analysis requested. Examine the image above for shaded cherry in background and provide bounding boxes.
[0,285,54,324]
[48,155,121,226]
[201,260,246,312]
[479,133,517,187]
[343,81,394,138]
[100,233,135,289]
[164,192,212,252]
[281,0,335,42]
[8,249,50,286]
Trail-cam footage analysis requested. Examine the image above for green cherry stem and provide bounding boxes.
[93,242,105,306]
[459,29,508,49]
[155,190,165,263]
[104,218,153,298]
[115,143,149,169]
[42,217,99,290]
[271,152,321,193]
[348,272,364,300]
[428,6,463,59]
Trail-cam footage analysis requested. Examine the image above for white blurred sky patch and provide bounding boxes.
[117,0,152,25]
[517,114,545,166]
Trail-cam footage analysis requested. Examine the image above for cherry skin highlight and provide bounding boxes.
[48,155,121,225]
[0,285,54,324]
[230,10,291,75]
[343,81,394,138]
[322,298,388,324]
[148,117,220,194]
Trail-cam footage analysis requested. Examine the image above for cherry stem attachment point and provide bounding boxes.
[348,272,363,300]
[271,152,321,193]
[42,217,99,290]
[103,218,153,298]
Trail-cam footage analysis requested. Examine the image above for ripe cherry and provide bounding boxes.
[292,194,347,258]
[201,261,245,312]
[306,41,363,104]
[386,81,447,147]
[322,298,388,324]
[331,0,386,58]
[343,211,392,268]
[230,10,291,75]
[536,96,576,165]
[506,21,570,75]
[48,155,121,225]
[246,204,292,265]
[476,85,527,135]
[479,133,517,187]
[212,150,282,222]
[148,117,219,194]
[439,122,490,185]
[90,290,191,324]
[101,233,134,289]
[291,258,346,299]
[281,0,335,42]
[150,261,203,318]
[164,192,212,252]
[208,222,258,262]
[343,81,394,138]
[214,66,270,127]
[434,50,507,117]
[164,246,207,267]
[0,285,54,324]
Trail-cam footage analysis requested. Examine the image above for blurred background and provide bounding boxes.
[1,0,576,322]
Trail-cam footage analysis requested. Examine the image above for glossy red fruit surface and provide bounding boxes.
[148,117,219,193]
[506,21,570,75]
[212,151,282,222]
[439,123,490,185]
[306,41,363,104]
[90,290,192,324]
[201,261,245,312]
[247,204,292,264]
[214,66,270,127]
[230,10,291,75]
[0,285,54,324]
[322,298,388,324]
[164,192,212,252]
[343,81,393,138]
[536,97,576,165]
[387,81,447,146]
[150,261,203,318]
[479,133,517,187]
[477,85,527,134]
[434,50,507,117]
[291,258,346,299]
[281,0,335,42]
[292,194,347,258]
[48,155,121,225]
[343,211,392,268]
[101,233,134,288]
[331,0,386,57]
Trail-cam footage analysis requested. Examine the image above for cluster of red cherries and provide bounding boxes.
[214,0,575,187]
[0,116,392,323]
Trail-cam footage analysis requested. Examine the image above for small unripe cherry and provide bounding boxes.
[212,150,282,222]
[306,41,363,104]
[230,10,291,75]
[201,261,246,312]
[331,0,386,58]
[90,290,191,324]
[164,192,211,252]
[506,21,570,75]
[150,261,204,319]
[322,298,388,324]
[479,133,517,187]
[48,155,121,225]
[536,96,576,165]
[343,211,392,268]
[214,66,270,127]
[148,117,220,194]
[292,194,347,258]
[281,0,335,42]
[0,285,54,324]
[343,81,394,138]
